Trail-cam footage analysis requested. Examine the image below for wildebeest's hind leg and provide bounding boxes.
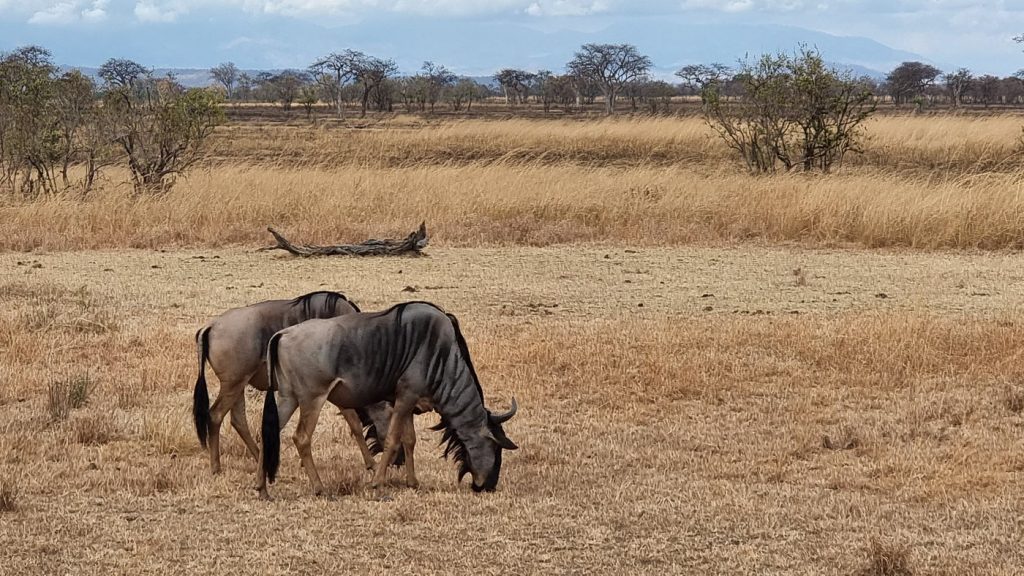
[340,409,377,470]
[293,394,331,496]
[229,395,260,461]
[208,379,246,475]
[370,395,417,491]
[401,411,418,489]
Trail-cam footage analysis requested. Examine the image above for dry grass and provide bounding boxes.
[1,114,1023,573]
[46,373,92,423]
[0,477,17,512]
[3,165,1024,251]
[206,115,1023,174]
[1,247,1023,574]
[2,115,1024,251]
[857,540,915,576]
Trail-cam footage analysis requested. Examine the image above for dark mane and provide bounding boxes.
[290,290,357,316]
[444,312,486,401]
[368,299,446,318]
[430,416,471,482]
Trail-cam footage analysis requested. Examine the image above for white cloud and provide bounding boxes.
[28,1,79,24]
[26,0,109,24]
[134,0,187,22]
[525,0,611,16]
[82,0,109,22]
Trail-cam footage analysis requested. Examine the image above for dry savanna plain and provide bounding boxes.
[2,111,1024,575]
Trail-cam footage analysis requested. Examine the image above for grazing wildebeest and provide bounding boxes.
[193,291,398,475]
[256,301,518,499]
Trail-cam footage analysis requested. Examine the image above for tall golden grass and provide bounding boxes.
[208,115,1023,173]
[4,164,1024,250]
[1,114,1023,251]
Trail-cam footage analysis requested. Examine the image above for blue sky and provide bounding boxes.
[0,1,1021,75]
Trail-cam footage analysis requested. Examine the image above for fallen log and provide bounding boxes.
[261,223,428,257]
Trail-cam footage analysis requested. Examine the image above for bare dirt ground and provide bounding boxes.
[2,245,1024,574]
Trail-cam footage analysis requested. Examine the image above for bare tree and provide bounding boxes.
[944,68,973,108]
[210,62,239,100]
[351,54,397,117]
[447,78,486,112]
[309,51,361,118]
[567,43,652,114]
[676,63,730,109]
[236,73,254,102]
[420,61,456,112]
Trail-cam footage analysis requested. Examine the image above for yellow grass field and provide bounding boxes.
[2,114,1024,574]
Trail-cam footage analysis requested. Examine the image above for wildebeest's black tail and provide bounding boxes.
[192,326,212,448]
[262,332,283,484]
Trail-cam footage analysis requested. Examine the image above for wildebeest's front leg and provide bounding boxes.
[370,395,417,492]
[340,408,377,470]
[400,411,418,489]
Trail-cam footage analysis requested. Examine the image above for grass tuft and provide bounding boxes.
[856,540,914,576]
[0,478,18,513]
[47,373,93,422]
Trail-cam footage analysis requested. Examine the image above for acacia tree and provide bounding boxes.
[419,61,456,112]
[494,69,534,107]
[886,61,942,106]
[944,68,973,108]
[706,47,876,174]
[351,54,397,116]
[309,51,361,118]
[98,58,148,88]
[447,78,486,112]
[675,63,731,109]
[972,75,1002,107]
[101,58,223,194]
[567,43,651,114]
[269,70,307,111]
[210,62,239,100]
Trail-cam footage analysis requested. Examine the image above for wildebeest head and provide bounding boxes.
[470,398,519,492]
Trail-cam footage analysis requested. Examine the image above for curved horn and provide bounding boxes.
[489,397,518,424]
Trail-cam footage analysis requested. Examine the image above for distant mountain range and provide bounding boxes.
[18,15,942,86]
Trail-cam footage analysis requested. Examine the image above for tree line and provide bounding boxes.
[204,43,1024,115]
[1,39,1021,196]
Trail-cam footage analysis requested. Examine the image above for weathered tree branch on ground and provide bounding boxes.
[260,223,428,257]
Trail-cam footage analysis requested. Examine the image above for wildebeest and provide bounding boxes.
[256,301,518,499]
[193,291,397,474]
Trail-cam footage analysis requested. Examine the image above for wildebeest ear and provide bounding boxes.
[480,425,518,450]
[488,425,518,451]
